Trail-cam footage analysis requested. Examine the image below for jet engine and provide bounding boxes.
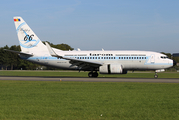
[99,64,127,74]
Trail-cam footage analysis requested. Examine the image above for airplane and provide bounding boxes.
[5,16,176,78]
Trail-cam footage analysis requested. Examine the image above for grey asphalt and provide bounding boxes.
[0,76,179,83]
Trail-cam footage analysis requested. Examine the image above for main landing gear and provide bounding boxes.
[154,72,158,78]
[88,71,98,77]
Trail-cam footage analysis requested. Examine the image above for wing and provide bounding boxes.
[45,42,103,70]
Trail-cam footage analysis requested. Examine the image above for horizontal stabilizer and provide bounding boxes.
[4,49,33,56]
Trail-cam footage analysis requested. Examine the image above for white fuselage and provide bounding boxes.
[20,49,173,71]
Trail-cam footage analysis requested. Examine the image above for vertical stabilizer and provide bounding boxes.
[13,17,47,55]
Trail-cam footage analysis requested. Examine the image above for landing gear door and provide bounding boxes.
[150,54,155,63]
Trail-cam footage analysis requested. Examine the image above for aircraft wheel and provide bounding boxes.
[88,72,98,77]
[88,72,93,77]
[93,72,98,77]
[154,74,158,79]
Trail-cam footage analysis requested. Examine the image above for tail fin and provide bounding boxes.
[13,16,47,55]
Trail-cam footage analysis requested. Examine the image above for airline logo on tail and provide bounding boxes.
[14,17,40,48]
[14,18,21,22]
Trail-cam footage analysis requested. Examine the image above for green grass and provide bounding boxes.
[0,81,179,120]
[0,70,179,119]
[1,70,179,78]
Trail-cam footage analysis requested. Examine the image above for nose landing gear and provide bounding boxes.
[154,72,158,78]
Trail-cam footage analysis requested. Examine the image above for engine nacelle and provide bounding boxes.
[99,64,127,74]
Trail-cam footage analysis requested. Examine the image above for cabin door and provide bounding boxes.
[150,54,155,63]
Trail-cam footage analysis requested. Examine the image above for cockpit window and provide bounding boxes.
[161,56,168,59]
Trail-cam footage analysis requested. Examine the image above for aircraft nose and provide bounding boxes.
[173,60,177,66]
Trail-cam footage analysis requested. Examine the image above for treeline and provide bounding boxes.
[0,41,74,70]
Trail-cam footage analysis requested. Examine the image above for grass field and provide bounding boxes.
[0,70,179,119]
[1,70,179,78]
[0,81,179,120]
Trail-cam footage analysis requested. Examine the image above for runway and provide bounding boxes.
[0,76,179,83]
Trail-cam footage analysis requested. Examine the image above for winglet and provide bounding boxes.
[45,42,62,58]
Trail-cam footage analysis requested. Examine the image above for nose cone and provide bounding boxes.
[173,60,177,66]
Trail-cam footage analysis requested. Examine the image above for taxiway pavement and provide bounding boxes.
[0,76,179,83]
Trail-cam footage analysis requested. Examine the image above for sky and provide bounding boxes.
[0,0,179,53]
